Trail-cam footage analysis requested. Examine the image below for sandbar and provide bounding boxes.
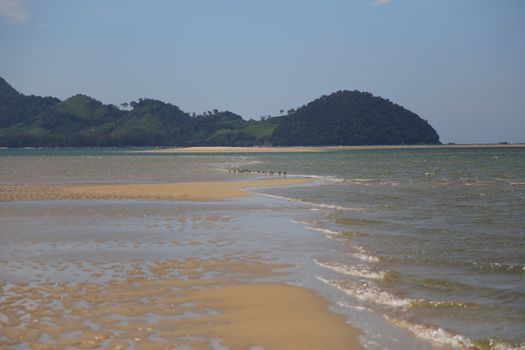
[0,178,312,202]
[139,144,525,153]
[140,146,325,153]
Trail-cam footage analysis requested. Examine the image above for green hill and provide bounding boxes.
[270,90,440,146]
[0,78,440,147]
[0,77,59,128]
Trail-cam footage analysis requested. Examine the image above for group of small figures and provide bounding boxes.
[228,168,287,176]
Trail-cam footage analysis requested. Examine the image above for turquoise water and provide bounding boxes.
[1,147,524,349]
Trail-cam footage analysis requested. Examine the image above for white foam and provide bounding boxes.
[337,301,373,312]
[351,246,382,263]
[289,219,308,225]
[384,316,525,350]
[385,316,474,349]
[492,343,525,350]
[352,253,381,263]
[291,174,346,183]
[305,226,341,236]
[289,219,344,238]
[315,260,384,280]
[257,193,360,211]
[317,276,412,308]
[352,178,373,182]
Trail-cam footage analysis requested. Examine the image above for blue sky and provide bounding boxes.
[1,0,524,143]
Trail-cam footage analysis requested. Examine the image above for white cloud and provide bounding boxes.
[0,0,29,24]
[373,0,392,6]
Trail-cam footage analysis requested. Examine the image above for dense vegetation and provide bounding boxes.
[270,91,440,145]
[0,77,440,147]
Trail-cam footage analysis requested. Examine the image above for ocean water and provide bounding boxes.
[1,147,524,350]
[246,147,525,350]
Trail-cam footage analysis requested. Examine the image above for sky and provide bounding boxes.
[0,0,524,143]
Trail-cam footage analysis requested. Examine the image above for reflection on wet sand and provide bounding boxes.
[1,256,360,350]
[0,177,361,350]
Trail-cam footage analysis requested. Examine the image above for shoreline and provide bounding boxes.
[0,176,362,349]
[138,143,525,153]
[0,177,313,202]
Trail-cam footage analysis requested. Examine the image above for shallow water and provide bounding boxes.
[249,147,525,350]
[1,147,524,350]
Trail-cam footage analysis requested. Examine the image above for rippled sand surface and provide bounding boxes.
[1,255,360,350]
[0,178,311,202]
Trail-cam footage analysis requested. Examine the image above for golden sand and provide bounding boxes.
[140,146,325,153]
[0,178,312,202]
[139,144,525,153]
[0,257,361,350]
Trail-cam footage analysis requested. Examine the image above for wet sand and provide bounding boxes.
[1,257,361,350]
[0,178,312,202]
[0,176,362,349]
[139,144,525,153]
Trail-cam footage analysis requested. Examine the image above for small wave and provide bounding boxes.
[257,193,359,211]
[411,299,477,309]
[291,174,346,183]
[330,215,383,226]
[385,316,475,349]
[379,181,400,186]
[421,278,471,291]
[385,317,525,350]
[317,276,413,308]
[352,178,373,182]
[337,301,373,312]
[305,226,341,236]
[289,219,314,226]
[289,220,344,241]
[473,262,525,274]
[488,341,525,350]
[289,220,358,240]
[314,260,385,280]
[352,253,382,263]
[351,245,382,263]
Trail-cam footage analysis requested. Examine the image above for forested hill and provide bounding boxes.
[270,90,440,146]
[0,77,440,147]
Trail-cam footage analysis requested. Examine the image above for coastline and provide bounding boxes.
[138,143,525,153]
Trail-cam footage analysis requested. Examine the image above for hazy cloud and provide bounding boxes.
[373,0,392,6]
[0,0,29,24]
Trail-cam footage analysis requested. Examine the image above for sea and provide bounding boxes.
[0,147,524,350]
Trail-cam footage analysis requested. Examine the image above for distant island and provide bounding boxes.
[0,77,440,147]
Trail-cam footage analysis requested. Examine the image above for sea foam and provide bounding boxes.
[314,259,385,280]
[317,276,413,308]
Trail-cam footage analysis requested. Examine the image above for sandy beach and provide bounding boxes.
[136,144,525,154]
[139,146,326,153]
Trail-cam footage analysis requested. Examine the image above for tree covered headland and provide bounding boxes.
[0,77,440,147]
